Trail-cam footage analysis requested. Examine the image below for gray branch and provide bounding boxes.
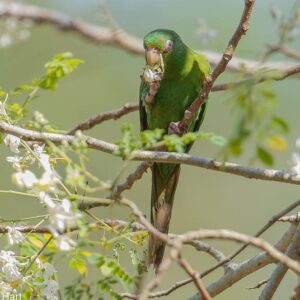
[0,2,299,75]
[188,224,298,300]
[1,121,300,187]
[258,224,300,299]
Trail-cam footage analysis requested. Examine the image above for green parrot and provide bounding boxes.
[139,29,211,268]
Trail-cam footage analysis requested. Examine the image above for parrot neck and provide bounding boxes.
[162,43,193,80]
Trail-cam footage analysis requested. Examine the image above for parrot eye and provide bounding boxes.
[151,47,160,53]
[164,40,173,52]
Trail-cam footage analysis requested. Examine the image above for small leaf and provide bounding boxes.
[208,134,226,146]
[100,263,112,276]
[267,135,287,151]
[271,116,289,133]
[257,146,274,166]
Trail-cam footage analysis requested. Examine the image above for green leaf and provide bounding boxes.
[0,89,6,98]
[271,116,289,133]
[6,102,26,121]
[86,253,104,266]
[267,135,287,151]
[15,85,35,92]
[140,129,164,148]
[115,124,140,159]
[257,146,274,166]
[208,134,226,146]
[100,263,112,276]
[229,140,242,156]
[0,132,4,144]
[38,52,84,90]
[69,257,87,275]
[163,134,185,152]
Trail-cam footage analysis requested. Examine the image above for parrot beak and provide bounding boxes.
[145,47,161,67]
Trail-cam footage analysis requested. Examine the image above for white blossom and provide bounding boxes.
[49,198,80,233]
[6,155,22,170]
[2,262,22,282]
[7,226,25,245]
[37,169,59,191]
[39,192,55,208]
[42,279,59,300]
[34,111,48,125]
[4,134,21,153]
[0,250,25,283]
[0,281,12,294]
[43,262,57,279]
[54,235,76,251]
[196,18,217,44]
[0,101,5,115]
[291,152,300,175]
[0,34,12,47]
[33,143,45,157]
[12,170,37,189]
[33,262,59,299]
[35,262,56,281]
[40,153,52,173]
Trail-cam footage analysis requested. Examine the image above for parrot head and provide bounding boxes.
[142,29,184,83]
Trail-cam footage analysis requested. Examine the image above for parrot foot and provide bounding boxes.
[168,121,187,135]
[145,81,160,105]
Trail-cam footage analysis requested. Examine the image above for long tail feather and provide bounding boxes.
[149,163,181,269]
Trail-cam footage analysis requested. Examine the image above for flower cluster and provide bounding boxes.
[33,261,59,300]
[4,129,81,251]
[0,250,27,294]
[0,14,31,48]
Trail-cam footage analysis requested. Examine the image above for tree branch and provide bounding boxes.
[187,224,298,300]
[111,161,152,199]
[122,224,297,299]
[175,0,256,133]
[178,228,300,276]
[258,224,300,300]
[212,64,300,92]
[265,44,300,61]
[68,102,139,135]
[1,121,300,187]
[178,256,213,300]
[67,63,300,136]
[0,2,299,75]
[142,197,300,298]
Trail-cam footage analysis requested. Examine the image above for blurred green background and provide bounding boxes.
[1,0,300,299]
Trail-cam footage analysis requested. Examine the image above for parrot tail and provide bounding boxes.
[149,163,181,270]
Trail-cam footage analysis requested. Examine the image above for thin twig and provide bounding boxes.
[265,44,300,61]
[178,255,213,300]
[278,213,300,223]
[248,279,269,290]
[68,102,139,135]
[111,162,152,199]
[212,64,300,92]
[137,247,180,300]
[291,280,300,300]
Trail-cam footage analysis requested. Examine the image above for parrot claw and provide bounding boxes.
[168,121,188,135]
[145,81,161,105]
[168,122,180,135]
